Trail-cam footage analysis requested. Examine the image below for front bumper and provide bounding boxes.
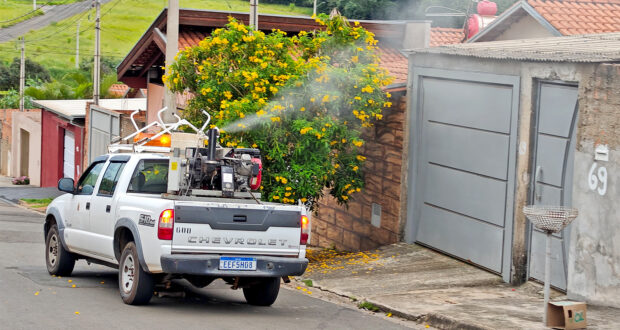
[161,254,308,277]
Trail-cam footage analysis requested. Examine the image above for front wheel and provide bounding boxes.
[45,224,75,276]
[119,242,154,305]
[243,277,280,306]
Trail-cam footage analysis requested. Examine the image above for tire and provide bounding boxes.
[243,277,280,306]
[45,224,75,276]
[119,242,154,305]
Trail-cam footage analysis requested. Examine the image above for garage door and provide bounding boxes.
[63,130,75,179]
[407,68,520,282]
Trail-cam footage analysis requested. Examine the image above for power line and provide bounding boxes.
[0,0,69,24]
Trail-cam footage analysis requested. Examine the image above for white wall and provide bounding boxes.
[493,15,554,41]
[10,112,42,186]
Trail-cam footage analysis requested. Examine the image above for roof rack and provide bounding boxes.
[108,107,211,154]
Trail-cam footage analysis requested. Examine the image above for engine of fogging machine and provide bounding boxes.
[167,128,263,197]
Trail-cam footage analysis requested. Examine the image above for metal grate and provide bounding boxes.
[523,205,578,233]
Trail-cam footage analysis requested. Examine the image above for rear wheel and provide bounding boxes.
[119,242,154,305]
[243,277,280,306]
[45,224,75,276]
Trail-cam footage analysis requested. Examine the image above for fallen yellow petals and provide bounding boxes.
[71,284,76,288]
[100,281,105,284]
[386,313,392,317]
[34,291,39,296]
[307,291,312,295]
[296,286,301,290]
[68,280,72,283]
[75,311,80,315]
[425,326,430,328]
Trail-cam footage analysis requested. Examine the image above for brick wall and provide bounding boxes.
[310,94,407,251]
[578,63,620,149]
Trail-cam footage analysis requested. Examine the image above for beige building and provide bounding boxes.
[10,111,42,186]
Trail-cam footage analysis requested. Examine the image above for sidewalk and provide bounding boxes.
[0,176,63,203]
[298,243,620,329]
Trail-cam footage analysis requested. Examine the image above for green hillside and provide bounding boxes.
[0,0,312,77]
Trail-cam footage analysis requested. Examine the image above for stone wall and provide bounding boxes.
[310,94,407,251]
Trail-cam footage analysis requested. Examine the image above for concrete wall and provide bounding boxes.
[493,15,554,41]
[0,109,39,176]
[10,111,42,186]
[408,53,596,284]
[567,63,620,308]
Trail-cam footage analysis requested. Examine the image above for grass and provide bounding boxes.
[0,0,312,77]
[301,279,313,287]
[357,301,380,312]
[19,197,53,210]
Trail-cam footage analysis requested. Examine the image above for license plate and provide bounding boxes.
[219,257,257,271]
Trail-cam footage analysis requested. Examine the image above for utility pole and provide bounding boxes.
[93,0,101,105]
[75,20,80,69]
[249,0,258,31]
[313,0,317,16]
[33,0,36,11]
[19,37,25,112]
[163,0,179,122]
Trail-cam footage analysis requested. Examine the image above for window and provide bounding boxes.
[98,162,126,196]
[76,162,105,195]
[127,159,169,194]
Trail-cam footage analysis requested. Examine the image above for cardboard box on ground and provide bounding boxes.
[547,301,587,329]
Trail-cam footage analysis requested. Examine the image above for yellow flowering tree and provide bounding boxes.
[165,14,393,210]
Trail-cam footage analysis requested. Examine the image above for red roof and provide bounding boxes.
[178,30,409,87]
[430,27,465,47]
[528,0,620,35]
[108,83,130,97]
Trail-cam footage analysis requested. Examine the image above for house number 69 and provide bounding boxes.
[588,163,607,196]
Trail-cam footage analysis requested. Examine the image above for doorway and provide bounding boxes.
[20,129,29,177]
[527,82,579,291]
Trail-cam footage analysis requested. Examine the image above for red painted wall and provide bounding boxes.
[40,110,84,187]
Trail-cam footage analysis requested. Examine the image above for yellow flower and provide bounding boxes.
[386,92,392,98]
[361,85,374,93]
[271,116,281,122]
[352,166,359,171]
[272,195,280,200]
[300,107,306,112]
[285,192,291,197]
[252,143,258,148]
[223,91,232,99]
[353,140,363,147]
[281,177,288,184]
[341,139,347,143]
[351,55,359,63]
[310,97,316,102]
[342,196,349,200]
[334,164,340,169]
[357,155,366,161]
[322,95,330,103]
[301,198,307,203]
[286,187,292,191]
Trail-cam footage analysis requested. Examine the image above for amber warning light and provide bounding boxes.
[133,132,172,147]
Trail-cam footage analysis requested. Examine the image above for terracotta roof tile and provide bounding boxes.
[429,27,465,47]
[376,47,408,85]
[528,0,620,35]
[108,83,129,97]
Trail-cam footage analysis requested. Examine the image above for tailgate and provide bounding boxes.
[171,201,303,256]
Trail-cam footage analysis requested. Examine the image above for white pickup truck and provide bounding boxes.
[44,152,309,306]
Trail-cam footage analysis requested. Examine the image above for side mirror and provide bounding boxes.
[58,178,75,194]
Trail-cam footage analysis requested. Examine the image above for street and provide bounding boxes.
[0,200,418,329]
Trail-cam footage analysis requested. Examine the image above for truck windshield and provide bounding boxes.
[127,159,169,194]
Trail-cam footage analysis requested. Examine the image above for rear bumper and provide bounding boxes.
[160,254,308,277]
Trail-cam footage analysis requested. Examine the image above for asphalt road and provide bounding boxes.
[0,200,420,329]
[0,0,113,43]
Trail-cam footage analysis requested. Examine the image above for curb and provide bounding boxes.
[312,282,492,330]
[0,196,46,215]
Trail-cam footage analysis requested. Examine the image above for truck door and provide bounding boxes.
[88,158,128,260]
[64,161,106,253]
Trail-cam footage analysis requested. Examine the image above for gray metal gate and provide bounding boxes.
[89,106,119,163]
[528,82,579,291]
[406,68,520,282]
